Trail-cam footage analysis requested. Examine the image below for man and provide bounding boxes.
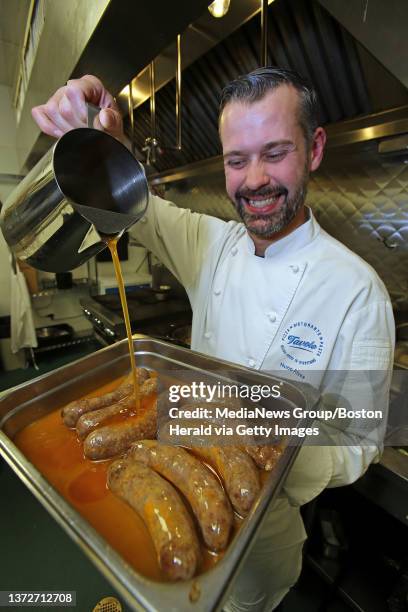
[33,68,394,610]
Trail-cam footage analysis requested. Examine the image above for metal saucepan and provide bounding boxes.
[0,106,149,273]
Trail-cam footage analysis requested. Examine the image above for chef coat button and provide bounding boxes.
[214,288,221,296]
[291,265,299,273]
[231,246,238,256]
[204,331,212,339]
[267,311,277,322]
[248,358,256,368]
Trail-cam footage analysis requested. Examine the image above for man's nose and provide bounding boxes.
[245,161,269,191]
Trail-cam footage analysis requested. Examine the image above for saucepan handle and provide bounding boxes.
[86,103,100,129]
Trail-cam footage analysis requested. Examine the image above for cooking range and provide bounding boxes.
[80,287,192,348]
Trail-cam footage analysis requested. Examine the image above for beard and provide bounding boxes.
[233,168,309,238]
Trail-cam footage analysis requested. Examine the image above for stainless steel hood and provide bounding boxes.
[70,0,212,95]
[26,0,408,171]
[25,0,212,169]
[122,0,408,173]
[317,0,408,90]
[149,105,408,186]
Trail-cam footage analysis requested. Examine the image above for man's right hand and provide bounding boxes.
[31,75,124,142]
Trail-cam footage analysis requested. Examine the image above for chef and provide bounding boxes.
[32,68,394,611]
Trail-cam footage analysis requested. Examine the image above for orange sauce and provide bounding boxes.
[106,236,140,411]
[12,236,251,582]
[13,379,227,581]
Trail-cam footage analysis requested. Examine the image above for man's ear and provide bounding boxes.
[309,127,326,172]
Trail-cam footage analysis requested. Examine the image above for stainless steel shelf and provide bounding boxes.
[33,334,96,355]
[32,281,98,299]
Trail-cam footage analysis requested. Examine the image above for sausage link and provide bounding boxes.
[76,378,157,439]
[61,368,150,427]
[244,444,283,470]
[108,458,200,581]
[127,441,233,551]
[83,401,157,460]
[191,446,260,517]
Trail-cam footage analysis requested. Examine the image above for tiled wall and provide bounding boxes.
[164,145,408,309]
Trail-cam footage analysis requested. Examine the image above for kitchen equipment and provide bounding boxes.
[394,343,408,369]
[80,289,191,345]
[0,106,148,273]
[170,324,191,347]
[36,324,74,348]
[55,272,73,289]
[150,259,185,296]
[0,337,317,612]
[396,323,408,342]
[153,284,172,301]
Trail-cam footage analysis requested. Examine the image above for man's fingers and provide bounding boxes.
[31,75,125,141]
[98,88,120,113]
[59,91,87,127]
[32,99,123,141]
[99,108,121,130]
[31,106,63,138]
[76,75,110,106]
[45,98,77,133]
[63,87,87,124]
[95,108,124,140]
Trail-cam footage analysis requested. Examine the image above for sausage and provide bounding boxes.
[107,458,200,581]
[244,444,283,470]
[83,400,157,460]
[127,441,233,551]
[76,377,157,439]
[61,368,150,427]
[190,446,260,517]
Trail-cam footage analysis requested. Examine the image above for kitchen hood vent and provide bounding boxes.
[127,0,408,173]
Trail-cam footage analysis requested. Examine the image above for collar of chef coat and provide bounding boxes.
[245,207,319,259]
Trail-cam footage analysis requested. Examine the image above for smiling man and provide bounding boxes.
[220,71,325,253]
[32,67,394,610]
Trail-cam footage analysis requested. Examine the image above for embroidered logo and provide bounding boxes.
[280,321,324,366]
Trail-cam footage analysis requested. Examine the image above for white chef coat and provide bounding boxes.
[130,194,395,610]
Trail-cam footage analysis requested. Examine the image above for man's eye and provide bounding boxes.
[227,159,246,168]
[265,151,287,162]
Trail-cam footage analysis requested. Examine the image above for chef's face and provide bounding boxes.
[219,85,325,246]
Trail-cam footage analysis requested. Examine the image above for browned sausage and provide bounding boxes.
[190,446,260,517]
[83,401,157,460]
[244,444,284,470]
[108,458,200,580]
[61,368,150,427]
[127,441,233,551]
[76,378,157,439]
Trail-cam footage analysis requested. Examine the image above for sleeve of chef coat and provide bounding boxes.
[283,299,395,506]
[128,194,226,294]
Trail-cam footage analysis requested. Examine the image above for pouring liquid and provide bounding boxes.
[105,235,140,411]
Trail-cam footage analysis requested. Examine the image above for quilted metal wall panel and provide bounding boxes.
[164,149,408,308]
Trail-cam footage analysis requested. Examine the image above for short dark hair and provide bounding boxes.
[219,66,319,147]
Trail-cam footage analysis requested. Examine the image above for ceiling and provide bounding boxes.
[0,0,31,87]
